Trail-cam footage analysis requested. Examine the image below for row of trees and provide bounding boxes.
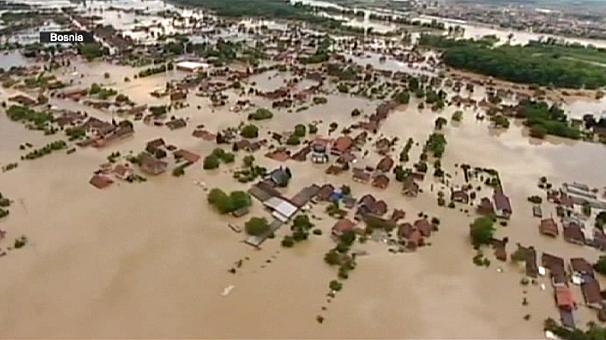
[517,100,581,140]
[420,35,606,89]
[203,148,235,170]
[207,188,251,215]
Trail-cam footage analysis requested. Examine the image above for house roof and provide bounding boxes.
[248,181,281,202]
[398,223,414,238]
[390,209,406,222]
[146,138,165,151]
[372,174,390,189]
[332,136,353,153]
[542,252,565,271]
[264,197,298,222]
[113,164,132,177]
[174,149,201,163]
[570,258,593,275]
[581,278,602,306]
[290,185,320,207]
[555,286,575,309]
[89,174,113,189]
[316,184,335,201]
[414,218,432,237]
[564,224,585,244]
[493,189,512,213]
[539,218,559,237]
[407,229,423,247]
[332,218,355,234]
[352,168,371,182]
[376,156,394,172]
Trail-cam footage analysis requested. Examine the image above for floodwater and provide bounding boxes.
[0,56,606,338]
[0,50,29,68]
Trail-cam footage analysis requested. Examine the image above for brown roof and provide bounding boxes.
[139,152,168,175]
[542,252,566,284]
[166,118,187,130]
[332,219,355,235]
[374,200,388,216]
[332,136,353,154]
[89,174,113,189]
[493,189,512,215]
[146,138,166,152]
[564,224,585,245]
[316,184,334,201]
[372,174,390,189]
[555,286,575,310]
[352,168,371,183]
[451,190,469,203]
[570,258,593,276]
[407,229,423,249]
[390,209,406,222]
[174,149,201,163]
[402,177,420,197]
[414,219,432,237]
[358,194,376,207]
[477,197,494,215]
[398,223,414,238]
[539,218,559,237]
[376,156,394,172]
[581,278,602,308]
[113,164,132,178]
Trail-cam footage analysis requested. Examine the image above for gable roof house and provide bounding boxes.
[542,253,567,287]
[555,286,576,311]
[414,218,433,237]
[451,190,469,204]
[477,197,494,216]
[332,218,356,237]
[139,152,168,175]
[493,189,512,219]
[372,174,390,189]
[570,257,594,277]
[402,177,420,197]
[563,223,586,245]
[376,156,395,173]
[539,218,559,238]
[581,278,603,309]
[331,136,353,156]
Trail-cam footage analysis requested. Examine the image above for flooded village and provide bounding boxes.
[1,0,606,338]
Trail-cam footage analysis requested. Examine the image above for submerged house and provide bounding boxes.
[539,218,559,238]
[139,152,168,175]
[493,189,512,219]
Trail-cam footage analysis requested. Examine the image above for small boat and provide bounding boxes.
[221,285,235,296]
[228,223,242,233]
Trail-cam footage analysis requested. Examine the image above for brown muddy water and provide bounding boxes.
[0,57,605,339]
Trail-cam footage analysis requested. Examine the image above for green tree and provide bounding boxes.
[286,134,301,145]
[248,108,273,120]
[203,154,220,169]
[529,125,547,139]
[293,124,306,137]
[243,155,255,167]
[329,280,343,291]
[435,117,448,130]
[392,90,410,104]
[207,188,231,213]
[469,216,495,246]
[593,256,606,275]
[240,124,259,138]
[452,110,463,122]
[245,217,270,236]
